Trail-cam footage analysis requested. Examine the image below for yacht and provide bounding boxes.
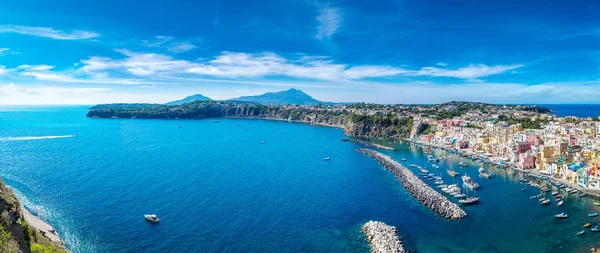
[478,167,491,179]
[145,214,160,223]
[462,174,480,190]
[555,212,568,219]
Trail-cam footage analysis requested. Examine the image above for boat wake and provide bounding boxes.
[0,135,76,142]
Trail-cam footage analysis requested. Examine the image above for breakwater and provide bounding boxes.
[357,148,466,220]
[361,221,405,253]
[341,138,396,151]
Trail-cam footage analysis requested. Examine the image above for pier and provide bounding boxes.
[357,148,466,220]
[361,221,405,253]
[342,138,396,151]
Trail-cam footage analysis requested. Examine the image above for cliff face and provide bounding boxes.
[0,178,67,253]
[86,102,415,139]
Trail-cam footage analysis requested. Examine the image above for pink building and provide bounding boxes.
[525,135,542,146]
[441,120,462,127]
[519,153,536,169]
[516,141,531,154]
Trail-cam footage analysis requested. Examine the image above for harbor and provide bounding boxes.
[357,148,466,220]
[342,138,397,151]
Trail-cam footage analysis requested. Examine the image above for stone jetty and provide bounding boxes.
[357,148,466,220]
[361,221,405,253]
[341,138,396,151]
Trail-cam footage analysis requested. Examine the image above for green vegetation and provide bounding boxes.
[498,115,548,129]
[0,178,67,253]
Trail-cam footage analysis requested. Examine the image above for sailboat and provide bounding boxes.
[459,185,480,206]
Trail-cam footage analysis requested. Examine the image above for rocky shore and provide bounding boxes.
[341,138,396,151]
[361,221,405,253]
[22,206,65,246]
[357,148,466,220]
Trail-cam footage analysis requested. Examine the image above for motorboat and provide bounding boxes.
[462,174,480,190]
[323,157,331,161]
[541,199,550,205]
[530,195,538,199]
[584,223,592,228]
[555,213,568,219]
[576,230,585,236]
[447,169,459,177]
[401,158,407,161]
[592,226,600,232]
[557,200,563,206]
[145,214,160,223]
[478,167,491,179]
[589,212,598,217]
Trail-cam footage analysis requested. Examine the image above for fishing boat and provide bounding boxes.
[557,200,563,206]
[462,174,480,190]
[478,167,491,179]
[144,214,160,223]
[576,230,585,236]
[323,157,330,161]
[584,223,592,228]
[592,226,600,232]
[541,199,550,205]
[555,212,568,219]
[589,212,598,217]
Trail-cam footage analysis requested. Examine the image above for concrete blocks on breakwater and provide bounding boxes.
[361,221,405,253]
[341,138,396,151]
[357,148,466,220]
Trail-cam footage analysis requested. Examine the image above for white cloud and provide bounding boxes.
[411,64,524,79]
[167,41,196,53]
[315,6,342,40]
[0,25,99,40]
[436,62,448,66]
[0,66,7,75]
[9,50,522,85]
[0,48,9,56]
[141,36,197,53]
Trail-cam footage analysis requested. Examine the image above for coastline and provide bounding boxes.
[223,116,345,129]
[21,205,66,246]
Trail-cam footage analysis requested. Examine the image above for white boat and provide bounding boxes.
[432,164,440,169]
[462,174,480,190]
[557,200,563,206]
[555,212,568,219]
[145,214,160,223]
[478,167,491,179]
[323,157,330,161]
[459,197,479,205]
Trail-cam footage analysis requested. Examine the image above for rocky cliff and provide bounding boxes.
[86,101,415,139]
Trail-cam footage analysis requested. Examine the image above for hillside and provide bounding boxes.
[166,94,211,106]
[86,101,414,139]
[0,177,67,253]
[228,89,322,105]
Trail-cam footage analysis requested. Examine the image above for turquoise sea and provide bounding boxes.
[1,106,599,253]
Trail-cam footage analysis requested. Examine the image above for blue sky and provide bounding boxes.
[0,0,599,104]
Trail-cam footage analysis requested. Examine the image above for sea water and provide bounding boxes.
[0,106,598,253]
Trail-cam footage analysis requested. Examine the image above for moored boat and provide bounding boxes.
[589,212,599,217]
[584,223,592,228]
[401,158,407,161]
[557,200,563,206]
[462,174,480,190]
[576,230,585,236]
[592,226,600,232]
[541,199,550,205]
[594,202,600,206]
[478,167,491,179]
[459,197,479,205]
[323,157,330,161]
[447,169,459,177]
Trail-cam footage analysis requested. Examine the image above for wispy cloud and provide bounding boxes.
[0,66,7,75]
[314,6,342,40]
[0,25,99,40]
[0,48,9,56]
[9,50,522,85]
[141,36,197,53]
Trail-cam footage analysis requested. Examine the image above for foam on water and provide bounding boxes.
[0,135,76,141]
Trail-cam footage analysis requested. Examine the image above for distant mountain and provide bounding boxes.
[166,94,211,105]
[228,88,322,105]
